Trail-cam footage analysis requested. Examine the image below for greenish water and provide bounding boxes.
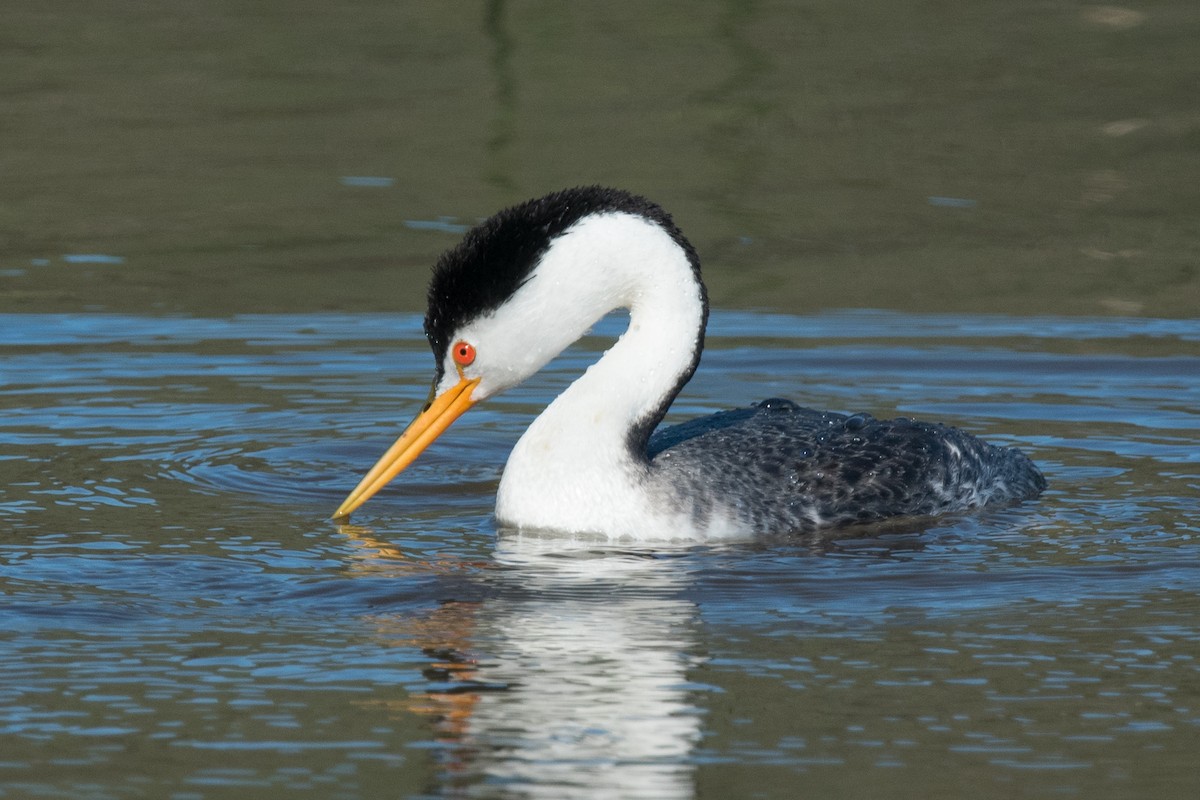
[2,2,1199,799]
[4,0,1198,316]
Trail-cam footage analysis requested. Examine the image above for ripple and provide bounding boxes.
[1,309,1198,799]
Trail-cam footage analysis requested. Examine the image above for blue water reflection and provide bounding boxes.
[1,310,1198,797]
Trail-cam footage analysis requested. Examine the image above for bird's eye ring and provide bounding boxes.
[452,341,476,366]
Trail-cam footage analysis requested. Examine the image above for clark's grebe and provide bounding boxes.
[334,187,1045,539]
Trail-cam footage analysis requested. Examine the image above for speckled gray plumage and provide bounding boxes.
[645,398,1046,534]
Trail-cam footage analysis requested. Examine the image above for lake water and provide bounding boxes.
[2,310,1197,798]
[3,1,1200,798]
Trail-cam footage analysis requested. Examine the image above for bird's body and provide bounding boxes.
[644,400,1044,536]
[335,187,1045,539]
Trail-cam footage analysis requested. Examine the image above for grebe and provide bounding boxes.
[334,187,1045,539]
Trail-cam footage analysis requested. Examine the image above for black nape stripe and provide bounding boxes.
[422,186,703,374]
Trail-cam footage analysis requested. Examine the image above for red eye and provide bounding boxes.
[452,341,476,366]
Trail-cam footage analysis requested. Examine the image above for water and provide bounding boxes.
[4,0,1200,796]
[2,310,1198,798]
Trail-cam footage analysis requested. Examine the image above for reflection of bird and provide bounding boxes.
[334,187,1045,538]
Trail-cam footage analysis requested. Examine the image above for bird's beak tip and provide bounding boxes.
[331,375,480,518]
[331,494,364,520]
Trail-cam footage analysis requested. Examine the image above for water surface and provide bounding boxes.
[2,310,1197,798]
[3,1,1199,797]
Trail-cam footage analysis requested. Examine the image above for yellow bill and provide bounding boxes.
[333,375,480,519]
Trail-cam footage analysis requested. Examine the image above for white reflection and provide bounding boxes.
[457,531,703,799]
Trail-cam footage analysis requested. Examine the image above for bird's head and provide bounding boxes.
[333,186,698,519]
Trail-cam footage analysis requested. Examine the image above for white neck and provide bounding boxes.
[484,213,706,538]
